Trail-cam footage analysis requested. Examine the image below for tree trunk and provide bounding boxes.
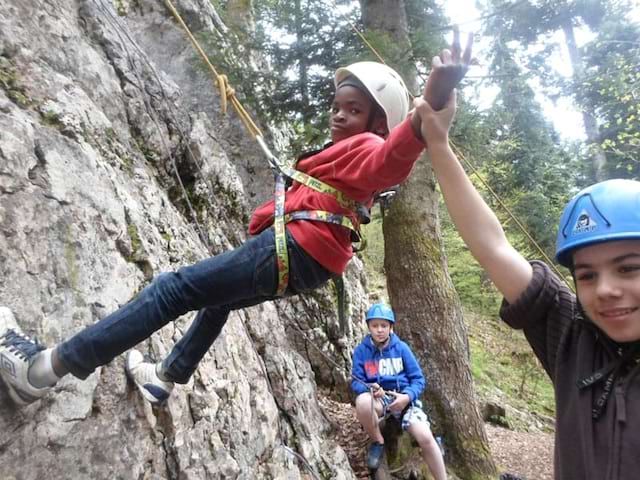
[226,0,255,33]
[562,19,607,181]
[294,0,310,123]
[384,160,497,479]
[359,1,497,478]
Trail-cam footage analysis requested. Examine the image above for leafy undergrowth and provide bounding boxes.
[358,210,388,299]
[466,308,556,432]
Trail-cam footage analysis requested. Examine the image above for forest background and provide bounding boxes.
[203,0,639,477]
[1,0,637,478]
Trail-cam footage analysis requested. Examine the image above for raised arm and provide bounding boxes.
[411,27,473,136]
[414,92,532,303]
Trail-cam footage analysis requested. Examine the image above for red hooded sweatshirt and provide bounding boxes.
[248,117,424,274]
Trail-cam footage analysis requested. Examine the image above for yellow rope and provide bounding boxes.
[328,0,386,65]
[451,143,573,290]
[165,0,570,286]
[329,0,571,285]
[163,0,262,139]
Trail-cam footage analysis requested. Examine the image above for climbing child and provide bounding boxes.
[351,303,446,478]
[414,82,640,478]
[0,36,473,408]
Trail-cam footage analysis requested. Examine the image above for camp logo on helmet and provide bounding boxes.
[572,210,598,236]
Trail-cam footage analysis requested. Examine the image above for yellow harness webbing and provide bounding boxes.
[273,165,362,296]
[163,0,363,297]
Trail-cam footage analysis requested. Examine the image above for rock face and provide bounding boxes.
[0,1,369,478]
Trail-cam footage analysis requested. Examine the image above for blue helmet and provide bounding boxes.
[366,303,395,324]
[555,179,640,267]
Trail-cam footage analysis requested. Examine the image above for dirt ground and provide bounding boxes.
[320,394,554,480]
[486,424,553,480]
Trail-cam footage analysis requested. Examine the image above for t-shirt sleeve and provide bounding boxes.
[499,260,577,378]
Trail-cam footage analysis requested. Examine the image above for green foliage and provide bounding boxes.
[467,309,556,430]
[577,17,640,178]
[452,33,576,256]
[441,203,556,427]
[441,210,502,317]
[481,0,639,183]
[405,0,449,73]
[359,208,389,301]
[114,0,128,16]
[439,189,557,429]
[200,0,368,157]
[126,223,142,260]
[40,110,64,129]
[201,0,455,156]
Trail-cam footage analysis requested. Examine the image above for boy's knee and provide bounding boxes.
[418,430,438,451]
[148,272,189,315]
[355,392,382,416]
[355,392,372,408]
[408,422,434,444]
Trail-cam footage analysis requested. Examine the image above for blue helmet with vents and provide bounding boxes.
[555,179,640,267]
[366,303,396,324]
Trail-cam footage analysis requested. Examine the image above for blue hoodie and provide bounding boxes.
[351,332,426,402]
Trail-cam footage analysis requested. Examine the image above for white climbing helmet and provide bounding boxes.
[335,61,411,133]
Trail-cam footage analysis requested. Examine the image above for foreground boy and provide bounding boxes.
[414,85,640,479]
[0,39,473,406]
[351,303,446,479]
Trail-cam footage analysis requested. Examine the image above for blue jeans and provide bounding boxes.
[57,228,334,383]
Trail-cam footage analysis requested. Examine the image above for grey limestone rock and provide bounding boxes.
[0,0,368,478]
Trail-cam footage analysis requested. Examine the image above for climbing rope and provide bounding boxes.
[451,143,573,290]
[281,446,323,480]
[96,0,362,364]
[163,0,262,139]
[329,0,573,290]
[95,0,216,250]
[164,0,367,297]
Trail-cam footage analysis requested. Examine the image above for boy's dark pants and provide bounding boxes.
[56,227,333,383]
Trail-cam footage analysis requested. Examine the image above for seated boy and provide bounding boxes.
[351,303,446,479]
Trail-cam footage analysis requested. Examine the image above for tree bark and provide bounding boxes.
[226,0,255,33]
[359,1,497,478]
[294,0,311,123]
[562,19,607,181]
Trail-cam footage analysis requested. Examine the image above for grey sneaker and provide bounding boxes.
[0,308,51,405]
[125,349,174,405]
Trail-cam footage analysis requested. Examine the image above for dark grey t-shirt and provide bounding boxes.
[500,261,640,480]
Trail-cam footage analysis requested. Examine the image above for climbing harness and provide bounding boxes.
[269,153,364,296]
[164,0,367,298]
[259,138,365,296]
